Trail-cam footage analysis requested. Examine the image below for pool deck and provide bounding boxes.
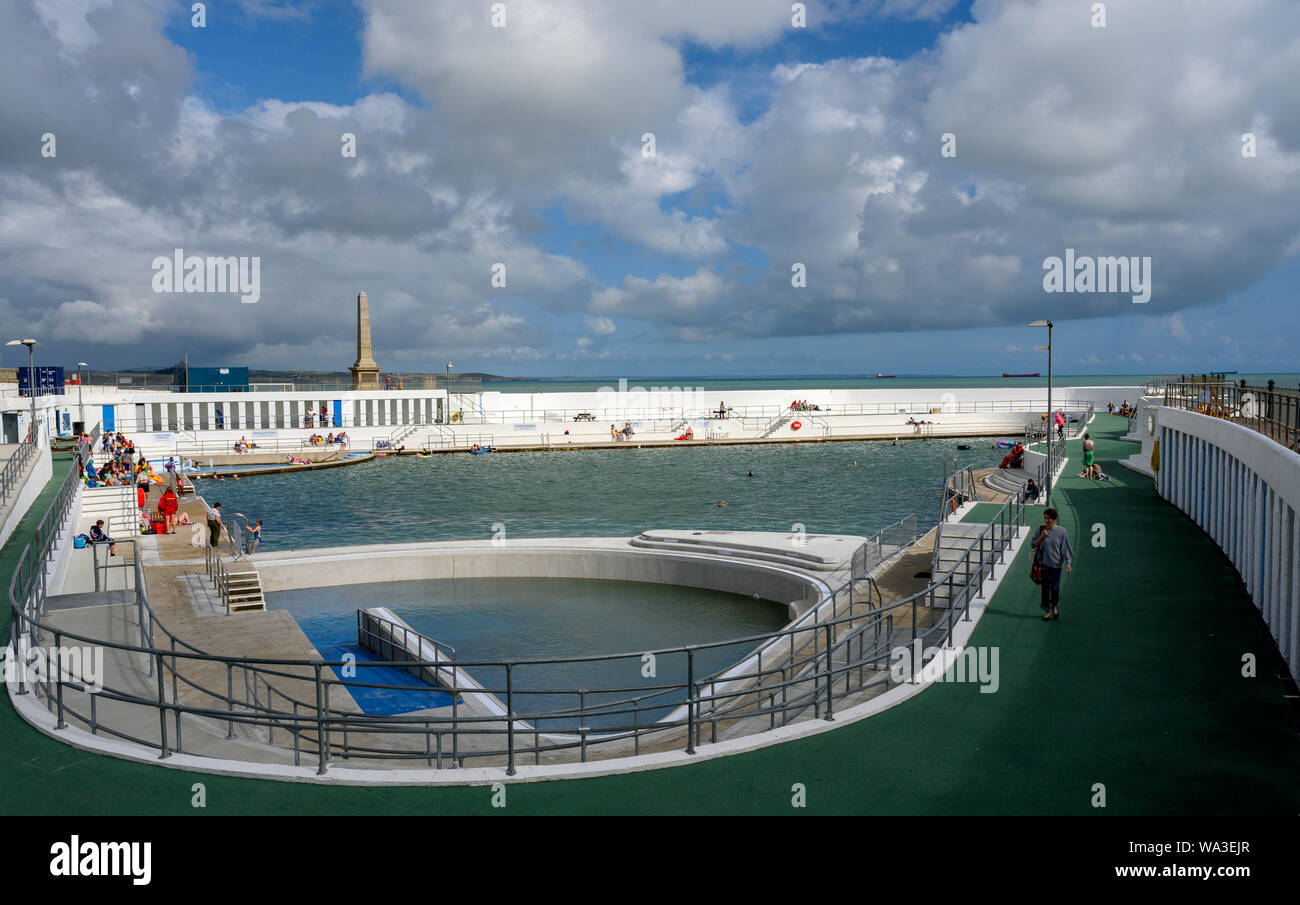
[3,415,1299,813]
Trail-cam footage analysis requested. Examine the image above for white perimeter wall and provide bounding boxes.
[1156,407,1300,673]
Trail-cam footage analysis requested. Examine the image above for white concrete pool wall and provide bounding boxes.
[94,383,1141,458]
[266,536,847,738]
[253,537,835,621]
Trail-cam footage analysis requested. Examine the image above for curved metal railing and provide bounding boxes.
[0,436,40,513]
[7,460,1027,776]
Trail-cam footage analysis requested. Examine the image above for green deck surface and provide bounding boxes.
[3,421,1298,814]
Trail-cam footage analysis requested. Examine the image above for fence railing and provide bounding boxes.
[176,438,352,459]
[421,432,495,451]
[1160,381,1300,452]
[852,514,920,579]
[0,437,40,513]
[8,460,1027,775]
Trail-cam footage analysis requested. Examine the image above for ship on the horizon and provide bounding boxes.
[875,372,896,378]
[1002,371,1040,378]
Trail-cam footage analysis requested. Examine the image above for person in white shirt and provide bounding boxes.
[206,502,223,548]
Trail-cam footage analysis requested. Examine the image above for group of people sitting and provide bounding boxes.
[790,400,821,412]
[232,436,257,453]
[83,432,164,490]
[610,423,636,441]
[1107,400,1135,417]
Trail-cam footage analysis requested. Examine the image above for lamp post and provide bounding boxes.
[76,361,88,434]
[6,339,38,445]
[1027,320,1054,506]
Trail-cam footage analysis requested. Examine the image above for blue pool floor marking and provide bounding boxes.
[301,632,456,716]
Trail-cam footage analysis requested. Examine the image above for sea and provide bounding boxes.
[480,372,1300,394]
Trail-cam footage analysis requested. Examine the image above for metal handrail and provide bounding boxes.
[0,437,40,512]
[420,431,495,451]
[8,459,1025,773]
[1161,381,1300,452]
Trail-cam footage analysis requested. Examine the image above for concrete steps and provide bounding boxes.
[224,567,265,613]
[81,485,139,538]
[929,521,1016,600]
[983,466,1030,497]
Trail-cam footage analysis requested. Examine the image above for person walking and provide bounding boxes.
[1031,507,1073,621]
[206,501,223,548]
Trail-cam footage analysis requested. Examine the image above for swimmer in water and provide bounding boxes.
[717,500,727,507]
[849,461,858,467]
[747,470,754,477]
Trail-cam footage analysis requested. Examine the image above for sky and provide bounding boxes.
[1,0,1298,378]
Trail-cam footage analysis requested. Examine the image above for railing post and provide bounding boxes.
[53,630,66,729]
[505,663,516,776]
[823,623,834,720]
[999,507,1007,563]
[685,648,696,755]
[226,663,236,739]
[11,610,27,695]
[314,663,327,775]
[155,652,171,758]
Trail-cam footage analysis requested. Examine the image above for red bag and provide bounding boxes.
[1030,535,1044,584]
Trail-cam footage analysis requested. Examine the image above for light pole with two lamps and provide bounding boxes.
[6,339,38,445]
[1027,320,1054,507]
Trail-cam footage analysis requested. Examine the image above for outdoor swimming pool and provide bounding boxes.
[270,577,790,725]
[204,437,1004,551]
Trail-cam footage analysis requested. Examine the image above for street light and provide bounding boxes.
[1027,320,1054,506]
[6,339,38,444]
[76,361,88,435]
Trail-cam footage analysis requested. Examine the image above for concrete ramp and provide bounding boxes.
[630,529,864,571]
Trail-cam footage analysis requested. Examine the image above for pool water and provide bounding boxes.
[201,437,1003,552]
[270,577,790,726]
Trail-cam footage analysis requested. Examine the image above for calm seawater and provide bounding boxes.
[203,435,1003,551]
[480,372,1300,394]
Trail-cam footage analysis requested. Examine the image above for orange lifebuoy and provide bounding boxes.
[791,420,802,431]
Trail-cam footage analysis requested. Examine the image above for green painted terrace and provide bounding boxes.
[3,416,1297,814]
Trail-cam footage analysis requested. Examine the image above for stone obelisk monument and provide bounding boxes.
[348,291,382,389]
